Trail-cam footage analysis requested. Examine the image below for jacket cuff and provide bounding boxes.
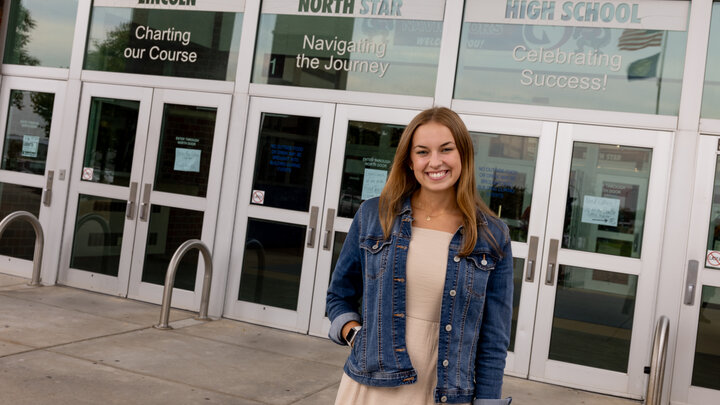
[473,398,512,405]
[328,312,361,345]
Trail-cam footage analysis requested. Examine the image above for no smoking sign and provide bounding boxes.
[706,250,720,268]
[251,190,265,205]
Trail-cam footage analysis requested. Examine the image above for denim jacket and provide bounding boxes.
[326,197,513,405]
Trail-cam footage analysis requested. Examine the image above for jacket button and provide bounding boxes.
[445,324,452,332]
[442,359,449,367]
[449,290,456,297]
[373,242,379,249]
[441,395,448,402]
[481,259,488,266]
[453,256,460,262]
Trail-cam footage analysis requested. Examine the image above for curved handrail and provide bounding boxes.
[154,239,213,330]
[0,211,44,286]
[645,315,670,405]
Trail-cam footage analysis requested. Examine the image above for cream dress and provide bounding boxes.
[335,227,470,405]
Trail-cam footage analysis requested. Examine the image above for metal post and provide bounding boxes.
[154,239,213,330]
[645,315,670,405]
[0,211,44,286]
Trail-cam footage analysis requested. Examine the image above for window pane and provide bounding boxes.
[549,265,637,372]
[338,121,403,218]
[238,218,306,311]
[153,104,217,198]
[84,7,242,81]
[691,286,720,389]
[141,206,203,291]
[701,1,720,118]
[0,182,41,261]
[456,15,688,115]
[508,257,524,352]
[472,133,537,242]
[70,195,126,277]
[3,0,78,67]
[2,90,54,175]
[81,98,139,187]
[252,13,442,96]
[251,113,320,211]
[706,156,720,264]
[563,142,651,258]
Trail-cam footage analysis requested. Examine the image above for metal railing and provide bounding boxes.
[0,211,44,286]
[645,315,670,405]
[155,239,213,330]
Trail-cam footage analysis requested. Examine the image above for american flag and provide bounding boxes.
[617,29,663,51]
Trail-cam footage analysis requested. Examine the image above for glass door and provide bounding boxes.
[671,135,720,405]
[59,84,231,310]
[0,76,66,279]
[224,97,335,332]
[529,124,672,398]
[460,115,557,378]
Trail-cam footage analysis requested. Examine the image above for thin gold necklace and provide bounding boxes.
[413,205,455,221]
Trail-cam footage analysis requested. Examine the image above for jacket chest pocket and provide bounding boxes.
[465,253,497,297]
[360,237,392,279]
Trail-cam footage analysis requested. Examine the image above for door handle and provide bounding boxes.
[139,183,152,222]
[323,208,336,251]
[42,170,54,206]
[307,206,319,248]
[525,236,539,282]
[684,260,699,305]
[545,239,559,286]
[126,182,138,219]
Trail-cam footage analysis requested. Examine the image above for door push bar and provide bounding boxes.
[42,171,54,207]
[126,182,138,220]
[139,183,152,221]
[684,260,699,306]
[0,211,44,286]
[525,236,539,282]
[323,208,336,251]
[155,239,213,330]
[307,206,319,248]
[545,239,559,286]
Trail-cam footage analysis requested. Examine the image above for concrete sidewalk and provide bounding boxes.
[0,274,641,405]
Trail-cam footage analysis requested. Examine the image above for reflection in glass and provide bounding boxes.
[472,133,537,242]
[563,142,651,258]
[549,265,637,372]
[0,182,41,260]
[82,98,139,187]
[706,156,720,256]
[141,206,203,290]
[3,0,79,67]
[252,15,442,96]
[508,257,524,352]
[85,7,243,81]
[251,113,319,211]
[456,23,687,115]
[70,195,126,276]
[239,218,306,311]
[692,286,720,389]
[154,104,217,197]
[338,121,403,218]
[2,90,54,175]
[702,1,720,118]
[329,232,348,285]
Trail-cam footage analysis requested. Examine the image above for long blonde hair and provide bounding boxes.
[378,107,499,257]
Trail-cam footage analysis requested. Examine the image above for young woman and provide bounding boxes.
[326,107,513,405]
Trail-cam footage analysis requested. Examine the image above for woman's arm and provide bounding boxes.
[326,206,364,345]
[474,225,514,404]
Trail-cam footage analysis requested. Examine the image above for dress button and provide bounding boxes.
[453,256,460,262]
[449,290,456,297]
[445,324,452,332]
[441,395,448,402]
[442,359,449,367]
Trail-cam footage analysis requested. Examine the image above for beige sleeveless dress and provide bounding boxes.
[335,227,470,405]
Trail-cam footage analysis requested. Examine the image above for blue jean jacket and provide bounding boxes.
[326,197,513,404]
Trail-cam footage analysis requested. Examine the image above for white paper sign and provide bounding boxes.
[361,168,388,200]
[174,148,201,172]
[581,195,620,226]
[21,135,39,158]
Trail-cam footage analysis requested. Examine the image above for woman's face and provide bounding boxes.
[409,121,462,194]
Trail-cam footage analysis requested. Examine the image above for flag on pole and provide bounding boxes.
[627,53,660,80]
[617,29,663,51]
